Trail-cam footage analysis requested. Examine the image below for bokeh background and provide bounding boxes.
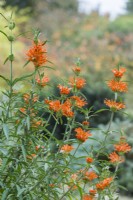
[0,0,133,199]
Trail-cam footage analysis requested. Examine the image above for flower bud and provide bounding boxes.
[8,21,15,30]
[8,35,15,41]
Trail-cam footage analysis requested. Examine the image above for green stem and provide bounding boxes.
[6,41,13,120]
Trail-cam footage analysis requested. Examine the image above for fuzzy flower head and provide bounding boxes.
[71,96,87,108]
[75,127,92,142]
[82,194,94,200]
[83,171,98,181]
[112,67,126,78]
[58,85,71,95]
[86,157,93,163]
[69,77,86,90]
[73,67,81,75]
[60,144,74,153]
[61,100,74,118]
[96,177,113,190]
[36,76,49,87]
[107,80,128,93]
[114,142,131,153]
[109,152,124,163]
[26,41,47,67]
[104,99,125,111]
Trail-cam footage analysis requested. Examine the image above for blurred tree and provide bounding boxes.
[126,0,133,13]
[45,0,78,12]
[3,0,35,11]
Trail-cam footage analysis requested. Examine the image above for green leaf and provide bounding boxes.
[0,30,8,39]
[39,65,55,70]
[0,75,10,85]
[0,148,8,155]
[12,72,34,86]
[3,123,9,139]
[94,109,109,114]
[1,188,9,200]
[3,57,9,65]
[16,185,25,197]
[23,60,30,68]
[21,144,27,162]
[26,116,30,130]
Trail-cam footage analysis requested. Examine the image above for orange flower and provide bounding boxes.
[104,99,125,111]
[61,100,74,117]
[86,157,93,163]
[109,152,124,163]
[69,77,86,89]
[89,189,97,196]
[71,173,78,180]
[114,143,131,153]
[82,121,90,126]
[112,68,126,78]
[96,177,113,190]
[36,76,49,87]
[58,85,71,95]
[107,80,128,93]
[73,67,81,75]
[84,171,98,181]
[46,100,61,112]
[26,154,37,160]
[60,144,74,153]
[19,107,26,114]
[31,120,42,128]
[23,93,38,103]
[75,127,92,142]
[71,96,87,108]
[23,93,30,103]
[82,194,94,200]
[26,41,47,67]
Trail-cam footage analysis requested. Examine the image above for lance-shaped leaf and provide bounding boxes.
[12,72,35,86]
[2,123,9,139]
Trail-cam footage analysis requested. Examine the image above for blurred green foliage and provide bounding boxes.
[108,15,133,33]
[126,0,133,14]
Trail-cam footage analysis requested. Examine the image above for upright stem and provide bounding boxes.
[6,40,13,120]
[10,40,13,91]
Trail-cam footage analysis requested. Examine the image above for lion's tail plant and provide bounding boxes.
[0,12,132,200]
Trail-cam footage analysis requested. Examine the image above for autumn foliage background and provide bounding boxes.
[0,0,133,198]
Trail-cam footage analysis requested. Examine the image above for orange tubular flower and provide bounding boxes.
[104,99,125,111]
[26,154,37,160]
[19,107,26,114]
[82,121,90,126]
[84,171,98,181]
[23,93,30,103]
[82,194,94,200]
[114,143,131,153]
[112,68,126,78]
[69,77,86,89]
[73,67,81,75]
[60,144,74,153]
[31,120,42,128]
[61,100,74,117]
[71,96,87,108]
[36,76,49,87]
[96,177,113,190]
[86,157,93,163]
[75,127,92,142]
[58,85,71,95]
[89,189,97,196]
[26,41,47,67]
[107,80,128,93]
[109,152,124,163]
[23,93,38,103]
[46,100,61,112]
